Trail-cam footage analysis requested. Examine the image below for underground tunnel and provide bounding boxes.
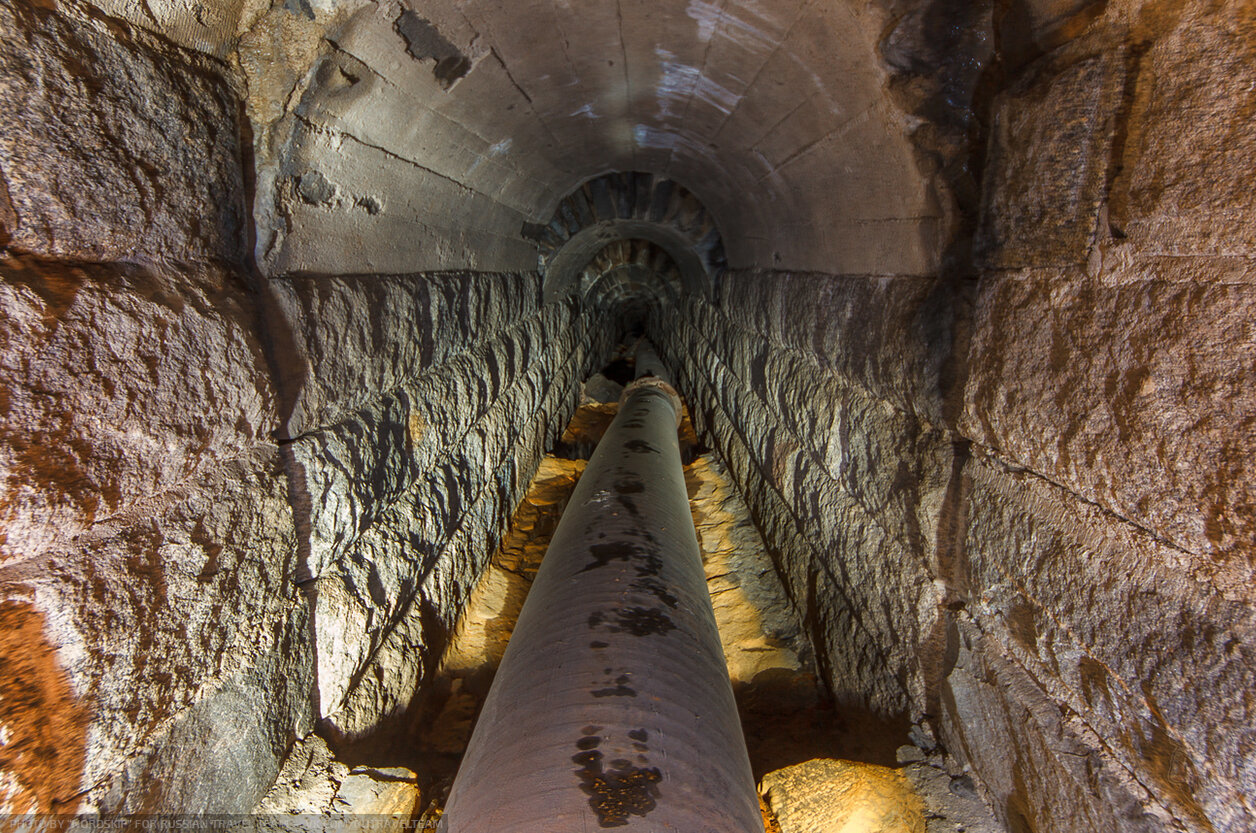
[0,0,1254,830]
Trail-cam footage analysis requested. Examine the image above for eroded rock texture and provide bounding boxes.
[0,1,248,264]
[0,0,608,813]
[254,733,420,828]
[652,270,955,723]
[760,758,926,833]
[0,2,307,812]
[652,3,1255,831]
[278,274,610,742]
[0,0,1252,829]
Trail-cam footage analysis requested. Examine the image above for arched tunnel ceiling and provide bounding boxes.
[91,0,947,278]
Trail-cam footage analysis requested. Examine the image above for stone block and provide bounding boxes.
[311,317,598,734]
[940,620,1162,833]
[287,302,569,580]
[2,446,310,813]
[0,258,276,564]
[253,733,419,823]
[960,269,1256,562]
[670,349,930,718]
[332,772,419,821]
[267,271,542,437]
[976,41,1123,269]
[0,3,247,264]
[1112,7,1256,255]
[269,121,536,277]
[666,306,953,577]
[719,270,955,422]
[957,452,1256,831]
[96,644,313,814]
[760,758,925,833]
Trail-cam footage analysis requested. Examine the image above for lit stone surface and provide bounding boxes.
[760,758,926,833]
[0,2,248,264]
[0,0,1252,828]
[305,304,610,740]
[651,279,954,720]
[685,454,811,689]
[440,455,587,676]
[0,5,309,804]
[960,269,1256,564]
[254,733,420,828]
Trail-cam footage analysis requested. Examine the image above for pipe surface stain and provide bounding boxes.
[572,744,663,828]
[623,438,659,454]
[614,606,675,636]
[631,576,678,607]
[591,684,637,697]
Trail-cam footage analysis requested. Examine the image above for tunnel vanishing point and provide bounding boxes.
[0,0,1253,829]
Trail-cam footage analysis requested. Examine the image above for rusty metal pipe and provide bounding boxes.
[438,344,762,832]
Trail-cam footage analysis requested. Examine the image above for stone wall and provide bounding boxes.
[0,1,306,812]
[1,0,1251,827]
[652,3,1256,831]
[0,0,613,813]
[274,272,612,743]
[650,271,958,724]
[949,3,1255,831]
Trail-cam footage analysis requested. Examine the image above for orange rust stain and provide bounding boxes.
[759,793,784,833]
[0,600,90,814]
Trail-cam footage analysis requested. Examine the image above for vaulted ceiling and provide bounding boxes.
[91,0,957,277]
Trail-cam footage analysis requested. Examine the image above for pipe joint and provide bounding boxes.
[622,377,682,427]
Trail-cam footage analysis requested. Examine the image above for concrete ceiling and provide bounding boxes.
[92,0,946,277]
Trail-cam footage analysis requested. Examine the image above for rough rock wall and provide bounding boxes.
[654,2,1256,832]
[949,2,1255,831]
[650,271,958,724]
[274,273,613,744]
[0,0,309,813]
[0,0,613,813]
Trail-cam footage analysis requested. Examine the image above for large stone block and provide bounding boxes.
[760,757,925,833]
[268,119,537,277]
[940,620,1165,833]
[93,634,313,814]
[287,300,578,581]
[665,302,952,577]
[976,40,1123,269]
[717,270,956,422]
[267,271,541,437]
[1111,4,1256,255]
[696,306,957,565]
[0,257,276,564]
[310,310,604,738]
[660,333,933,719]
[960,269,1256,562]
[0,2,247,265]
[1,446,310,813]
[955,452,1255,832]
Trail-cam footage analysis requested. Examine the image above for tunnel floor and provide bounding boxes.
[254,351,1006,833]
